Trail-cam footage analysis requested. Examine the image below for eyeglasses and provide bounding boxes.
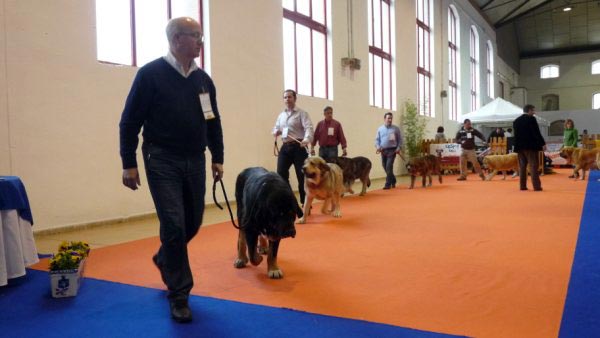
[179,32,204,43]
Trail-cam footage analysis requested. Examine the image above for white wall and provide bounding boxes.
[0,0,496,231]
[520,52,600,110]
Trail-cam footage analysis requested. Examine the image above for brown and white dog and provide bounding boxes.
[559,146,600,180]
[233,167,302,279]
[298,156,344,224]
[482,153,519,181]
[328,156,372,196]
[405,154,442,189]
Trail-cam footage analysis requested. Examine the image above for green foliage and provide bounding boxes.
[399,100,427,159]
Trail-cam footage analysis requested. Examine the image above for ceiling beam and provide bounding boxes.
[520,44,600,58]
[495,0,554,28]
[481,0,497,10]
[468,0,496,27]
[495,0,531,27]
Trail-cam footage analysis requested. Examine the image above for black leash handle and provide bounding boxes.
[212,178,240,229]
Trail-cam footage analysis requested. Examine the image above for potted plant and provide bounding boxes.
[399,100,427,159]
[49,241,90,298]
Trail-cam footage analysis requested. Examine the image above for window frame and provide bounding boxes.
[469,26,479,112]
[282,0,330,99]
[592,59,600,75]
[447,6,458,121]
[486,41,494,98]
[416,0,433,117]
[540,64,559,79]
[593,92,600,110]
[368,0,395,110]
[95,0,204,68]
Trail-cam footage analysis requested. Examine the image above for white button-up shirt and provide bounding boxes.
[272,106,314,143]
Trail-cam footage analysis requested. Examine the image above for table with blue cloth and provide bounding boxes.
[0,176,39,286]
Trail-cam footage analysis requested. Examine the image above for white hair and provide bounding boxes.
[165,17,198,45]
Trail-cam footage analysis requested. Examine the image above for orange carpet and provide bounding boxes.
[32,169,586,337]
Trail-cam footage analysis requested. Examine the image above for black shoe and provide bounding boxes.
[383,185,391,190]
[170,300,192,323]
[391,184,396,188]
[520,187,528,191]
[534,187,543,191]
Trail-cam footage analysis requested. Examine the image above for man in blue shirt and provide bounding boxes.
[375,112,403,189]
[119,17,224,323]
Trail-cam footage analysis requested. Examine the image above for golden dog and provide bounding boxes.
[559,146,600,180]
[482,153,519,181]
[298,156,344,224]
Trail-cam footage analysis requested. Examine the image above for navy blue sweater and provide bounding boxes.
[119,58,224,169]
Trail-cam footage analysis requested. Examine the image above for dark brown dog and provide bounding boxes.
[233,167,302,279]
[406,154,443,189]
[328,156,372,196]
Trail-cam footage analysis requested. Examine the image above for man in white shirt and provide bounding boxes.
[272,89,314,205]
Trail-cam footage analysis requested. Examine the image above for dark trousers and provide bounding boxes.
[277,142,308,204]
[142,143,206,303]
[318,146,338,162]
[518,150,541,190]
[380,148,397,187]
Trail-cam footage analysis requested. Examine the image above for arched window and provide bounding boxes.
[416,0,433,116]
[95,0,204,68]
[593,93,600,109]
[592,60,600,75]
[486,41,494,98]
[540,64,559,79]
[283,0,331,99]
[469,26,479,111]
[448,6,459,121]
[548,120,566,137]
[369,0,395,109]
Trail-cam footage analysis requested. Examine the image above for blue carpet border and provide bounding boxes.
[0,269,466,338]
[559,171,600,337]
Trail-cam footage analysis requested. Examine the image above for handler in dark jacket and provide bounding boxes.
[513,104,546,191]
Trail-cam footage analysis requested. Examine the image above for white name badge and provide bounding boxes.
[467,132,472,139]
[199,93,215,120]
[389,133,396,141]
[327,127,334,136]
[282,127,289,138]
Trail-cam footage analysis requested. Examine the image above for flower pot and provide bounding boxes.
[49,258,86,298]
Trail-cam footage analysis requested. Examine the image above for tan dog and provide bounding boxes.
[482,153,519,181]
[559,146,600,180]
[298,156,344,224]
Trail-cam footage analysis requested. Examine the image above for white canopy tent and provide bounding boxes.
[461,98,549,141]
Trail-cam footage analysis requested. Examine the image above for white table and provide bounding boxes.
[0,176,39,286]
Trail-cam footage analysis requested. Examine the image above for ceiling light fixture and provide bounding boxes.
[563,6,572,11]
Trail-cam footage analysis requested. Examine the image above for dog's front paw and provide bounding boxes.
[257,246,269,255]
[297,217,306,224]
[233,258,248,268]
[332,210,342,218]
[268,269,284,279]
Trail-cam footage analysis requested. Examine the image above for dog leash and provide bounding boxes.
[274,138,309,156]
[212,178,240,229]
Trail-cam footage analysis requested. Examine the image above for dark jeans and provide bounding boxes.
[518,150,541,190]
[380,148,397,187]
[277,142,308,204]
[318,146,338,162]
[142,143,206,303]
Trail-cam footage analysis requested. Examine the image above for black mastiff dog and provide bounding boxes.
[328,156,372,196]
[233,167,302,279]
